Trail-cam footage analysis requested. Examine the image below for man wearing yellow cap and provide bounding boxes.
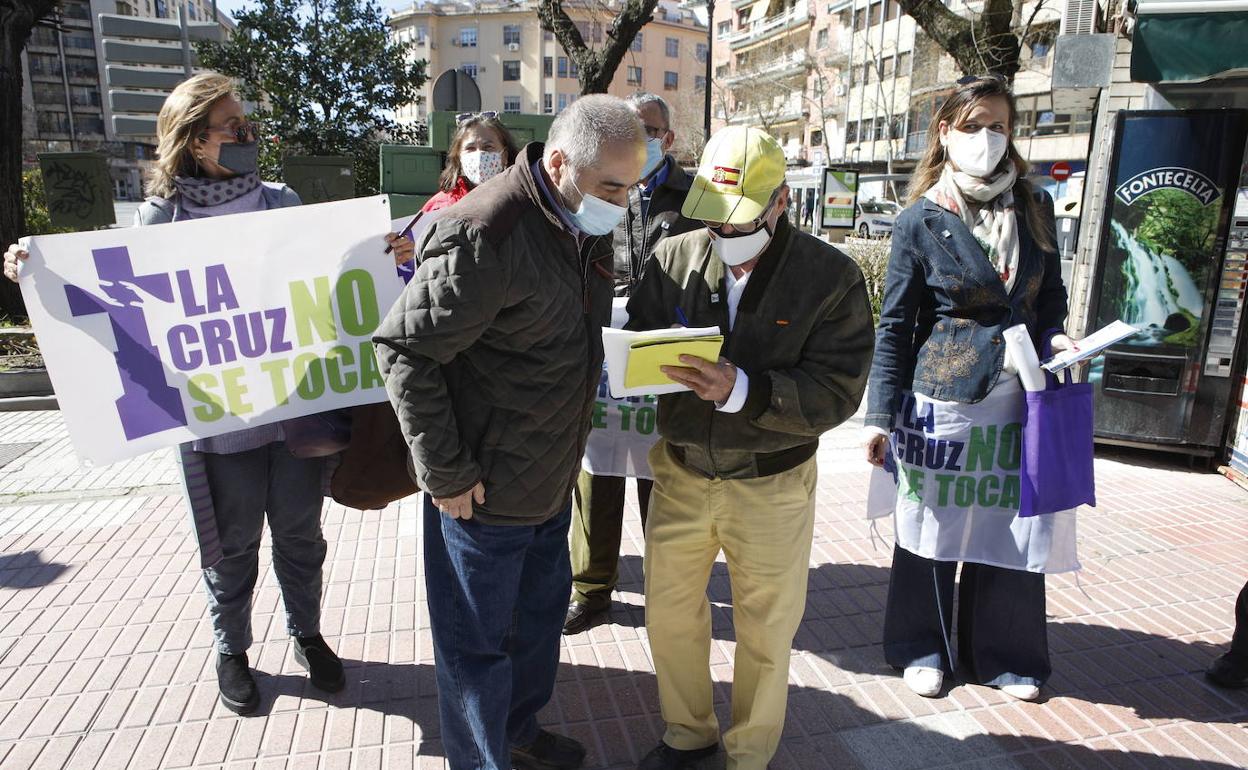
[626,127,874,769]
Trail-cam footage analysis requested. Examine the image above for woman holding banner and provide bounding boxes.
[861,75,1080,702]
[5,73,415,716]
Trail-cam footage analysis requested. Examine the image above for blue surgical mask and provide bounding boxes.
[641,138,664,180]
[566,172,626,235]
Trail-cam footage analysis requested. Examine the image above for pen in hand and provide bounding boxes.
[675,306,690,327]
[385,211,424,254]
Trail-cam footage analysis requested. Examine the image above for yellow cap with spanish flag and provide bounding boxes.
[681,126,787,225]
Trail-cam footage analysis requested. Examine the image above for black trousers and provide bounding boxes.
[882,544,1051,687]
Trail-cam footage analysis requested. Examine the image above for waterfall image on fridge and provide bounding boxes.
[1100,183,1221,349]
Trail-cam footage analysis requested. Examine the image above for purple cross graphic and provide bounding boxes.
[64,246,188,440]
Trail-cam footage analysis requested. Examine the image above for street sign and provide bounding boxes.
[1051,161,1072,181]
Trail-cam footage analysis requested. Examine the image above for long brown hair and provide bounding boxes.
[908,76,1055,252]
[438,115,520,192]
[146,73,237,199]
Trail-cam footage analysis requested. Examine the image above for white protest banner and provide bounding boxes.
[20,195,402,466]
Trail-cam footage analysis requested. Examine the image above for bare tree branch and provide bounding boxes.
[537,0,658,94]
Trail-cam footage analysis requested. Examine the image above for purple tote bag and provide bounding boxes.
[1018,364,1096,518]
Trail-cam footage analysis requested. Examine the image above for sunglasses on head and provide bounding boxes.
[957,73,1007,86]
[456,110,499,125]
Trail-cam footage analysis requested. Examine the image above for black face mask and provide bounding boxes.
[215,142,260,176]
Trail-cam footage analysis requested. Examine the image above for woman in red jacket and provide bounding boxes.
[422,111,521,212]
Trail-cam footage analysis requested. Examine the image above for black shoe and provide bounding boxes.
[511,728,587,770]
[1206,652,1248,688]
[293,634,346,693]
[563,601,609,635]
[638,741,719,770]
[216,652,260,715]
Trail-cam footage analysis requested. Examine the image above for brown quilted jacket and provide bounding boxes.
[373,143,615,525]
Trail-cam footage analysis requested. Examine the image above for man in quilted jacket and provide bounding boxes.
[374,95,646,770]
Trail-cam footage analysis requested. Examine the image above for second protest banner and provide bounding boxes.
[21,195,402,466]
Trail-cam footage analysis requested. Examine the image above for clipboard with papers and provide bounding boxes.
[601,326,724,397]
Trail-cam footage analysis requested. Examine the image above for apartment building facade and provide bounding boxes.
[709,0,1093,200]
[388,0,710,161]
[20,0,229,200]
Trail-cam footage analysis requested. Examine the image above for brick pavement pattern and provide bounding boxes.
[0,408,1246,769]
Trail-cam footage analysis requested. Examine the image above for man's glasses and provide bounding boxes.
[643,124,668,140]
[456,110,499,125]
[701,216,765,235]
[202,122,262,144]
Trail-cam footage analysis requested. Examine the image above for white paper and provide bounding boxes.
[602,325,722,398]
[1002,324,1047,392]
[22,196,402,466]
[1042,320,1139,372]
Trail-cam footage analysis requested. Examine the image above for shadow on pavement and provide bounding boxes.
[0,549,69,589]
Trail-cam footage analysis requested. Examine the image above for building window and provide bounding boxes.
[696,43,708,63]
[155,0,167,17]
[695,75,707,92]
[558,56,568,78]
[886,0,900,22]
[459,27,478,47]
[717,20,731,38]
[854,7,866,29]
[863,61,872,84]
[459,63,478,80]
[881,55,893,79]
[503,60,521,81]
[896,52,911,76]
[544,29,553,41]
[664,71,678,90]
[628,66,643,86]
[115,1,135,15]
[869,1,883,26]
[632,32,643,52]
[543,93,553,114]
[715,64,729,78]
[810,129,823,146]
[816,28,829,49]
[503,96,521,114]
[666,37,679,57]
[846,121,858,144]
[591,22,603,43]
[543,56,553,77]
[737,9,750,26]
[558,93,569,112]
[570,59,579,79]
[503,25,521,46]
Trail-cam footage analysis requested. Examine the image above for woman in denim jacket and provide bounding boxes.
[863,76,1080,702]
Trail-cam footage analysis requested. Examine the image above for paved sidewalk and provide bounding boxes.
[0,408,1246,769]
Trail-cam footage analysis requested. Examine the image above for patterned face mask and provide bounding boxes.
[461,150,505,187]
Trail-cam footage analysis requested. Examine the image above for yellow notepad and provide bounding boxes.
[624,336,725,389]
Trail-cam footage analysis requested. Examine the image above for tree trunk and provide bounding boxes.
[538,0,658,96]
[1,1,57,320]
[897,0,1022,81]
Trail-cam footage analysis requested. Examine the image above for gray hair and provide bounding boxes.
[627,92,672,130]
[544,94,645,168]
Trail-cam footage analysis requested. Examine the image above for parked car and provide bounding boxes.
[855,199,901,238]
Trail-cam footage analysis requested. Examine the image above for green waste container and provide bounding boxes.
[282,156,355,203]
[37,152,116,231]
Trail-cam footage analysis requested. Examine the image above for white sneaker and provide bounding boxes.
[1000,684,1040,701]
[903,666,944,697]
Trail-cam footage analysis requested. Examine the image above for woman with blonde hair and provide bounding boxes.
[4,72,414,715]
[862,75,1081,702]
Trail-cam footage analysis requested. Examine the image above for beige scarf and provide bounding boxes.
[924,164,1020,292]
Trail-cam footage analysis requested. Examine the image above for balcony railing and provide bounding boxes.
[723,49,808,85]
[728,5,811,50]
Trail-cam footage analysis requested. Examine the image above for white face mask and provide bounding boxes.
[943,127,1009,178]
[460,150,504,186]
[565,172,627,235]
[710,222,773,267]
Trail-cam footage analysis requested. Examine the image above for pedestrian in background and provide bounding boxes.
[374,95,646,770]
[628,127,874,770]
[863,74,1080,702]
[1207,578,1248,688]
[421,111,520,213]
[5,72,415,716]
[564,92,701,636]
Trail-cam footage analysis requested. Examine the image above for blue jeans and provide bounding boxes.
[200,443,326,654]
[882,544,1050,687]
[423,495,571,770]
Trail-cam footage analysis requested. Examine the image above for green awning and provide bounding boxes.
[1132,8,1248,82]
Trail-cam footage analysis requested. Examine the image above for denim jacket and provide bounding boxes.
[864,188,1067,431]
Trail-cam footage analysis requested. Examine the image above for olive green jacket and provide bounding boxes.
[626,217,874,478]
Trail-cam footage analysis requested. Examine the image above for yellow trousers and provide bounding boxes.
[644,441,817,770]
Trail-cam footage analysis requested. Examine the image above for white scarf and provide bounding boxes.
[924,164,1020,292]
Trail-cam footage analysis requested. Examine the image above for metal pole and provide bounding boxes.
[53,12,78,151]
[704,0,715,143]
[180,4,193,77]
